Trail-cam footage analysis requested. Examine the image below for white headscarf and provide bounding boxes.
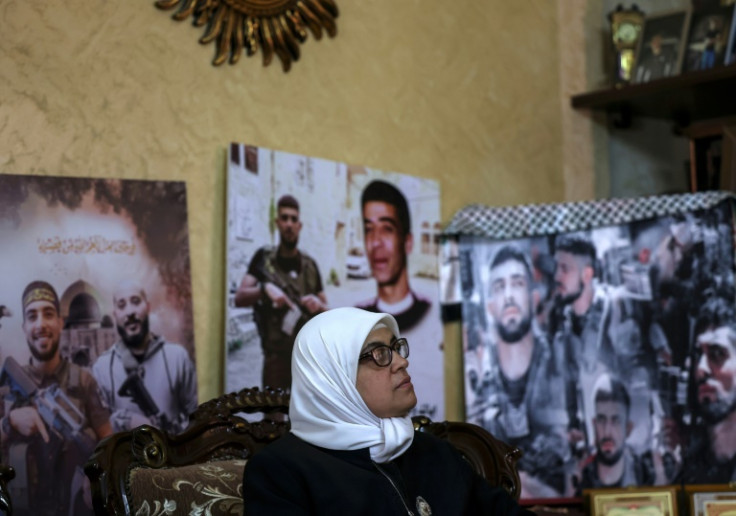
[289,307,415,463]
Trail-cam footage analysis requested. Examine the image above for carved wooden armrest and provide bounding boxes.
[412,415,522,500]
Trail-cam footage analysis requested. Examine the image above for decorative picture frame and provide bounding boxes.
[684,484,736,516]
[632,9,690,83]
[725,5,736,65]
[703,500,736,516]
[585,486,679,516]
[682,3,736,72]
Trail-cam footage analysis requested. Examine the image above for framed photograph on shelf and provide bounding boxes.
[585,486,679,516]
[684,484,736,516]
[726,4,736,65]
[703,500,736,516]
[682,3,735,72]
[632,9,690,83]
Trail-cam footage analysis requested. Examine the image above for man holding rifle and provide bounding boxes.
[0,280,112,516]
[235,194,327,390]
[92,279,197,433]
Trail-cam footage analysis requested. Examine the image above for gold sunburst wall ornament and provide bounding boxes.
[154,0,339,72]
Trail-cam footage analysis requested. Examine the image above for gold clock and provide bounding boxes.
[609,5,645,85]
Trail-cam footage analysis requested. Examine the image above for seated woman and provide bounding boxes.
[243,307,534,515]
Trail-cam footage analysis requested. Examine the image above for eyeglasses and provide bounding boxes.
[359,338,409,367]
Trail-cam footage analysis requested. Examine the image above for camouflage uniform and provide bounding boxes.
[0,358,109,516]
[248,246,323,389]
[472,331,570,495]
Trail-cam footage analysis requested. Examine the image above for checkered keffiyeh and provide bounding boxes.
[442,191,736,240]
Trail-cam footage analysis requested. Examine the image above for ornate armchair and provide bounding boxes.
[0,464,14,516]
[85,387,521,516]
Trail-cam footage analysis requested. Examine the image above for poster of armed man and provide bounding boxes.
[443,192,736,501]
[0,174,197,516]
[225,143,444,419]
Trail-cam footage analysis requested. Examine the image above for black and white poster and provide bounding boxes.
[446,192,736,500]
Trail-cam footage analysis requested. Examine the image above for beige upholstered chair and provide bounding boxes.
[85,387,521,515]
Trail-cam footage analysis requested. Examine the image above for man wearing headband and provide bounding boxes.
[0,280,112,516]
[243,307,533,515]
[92,279,198,433]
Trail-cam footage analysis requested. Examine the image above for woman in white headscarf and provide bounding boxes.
[243,307,532,515]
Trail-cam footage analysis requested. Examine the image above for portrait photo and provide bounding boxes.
[225,143,444,419]
[633,10,689,84]
[683,5,735,72]
[685,484,736,516]
[586,486,678,516]
[0,174,197,516]
[447,192,736,501]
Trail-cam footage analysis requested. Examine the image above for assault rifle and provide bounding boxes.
[0,356,96,459]
[259,267,310,338]
[117,369,172,431]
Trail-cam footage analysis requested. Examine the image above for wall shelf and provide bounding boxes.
[570,66,736,127]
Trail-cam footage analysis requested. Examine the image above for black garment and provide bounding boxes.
[243,431,534,515]
[247,246,324,389]
[357,292,431,333]
[684,430,736,485]
[577,447,655,495]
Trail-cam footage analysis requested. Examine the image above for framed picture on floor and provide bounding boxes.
[685,484,736,516]
[585,486,678,516]
[704,500,736,516]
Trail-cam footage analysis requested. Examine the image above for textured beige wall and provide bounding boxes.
[558,0,600,202]
[0,0,563,418]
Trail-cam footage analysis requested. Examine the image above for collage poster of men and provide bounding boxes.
[0,174,197,516]
[449,192,736,500]
[225,143,444,419]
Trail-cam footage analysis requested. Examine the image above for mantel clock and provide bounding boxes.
[608,4,645,85]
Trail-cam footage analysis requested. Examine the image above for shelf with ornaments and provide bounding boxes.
[570,64,736,128]
[573,1,736,129]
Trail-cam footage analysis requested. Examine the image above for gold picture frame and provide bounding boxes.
[585,486,679,516]
[704,500,736,516]
[154,0,339,72]
[684,484,736,516]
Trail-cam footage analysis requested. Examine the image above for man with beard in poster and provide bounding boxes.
[92,279,198,433]
[0,281,112,516]
[685,297,736,483]
[553,234,671,466]
[234,194,327,390]
[552,234,613,455]
[578,373,655,493]
[479,245,570,498]
[357,180,431,332]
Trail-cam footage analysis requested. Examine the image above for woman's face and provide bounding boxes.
[356,326,417,418]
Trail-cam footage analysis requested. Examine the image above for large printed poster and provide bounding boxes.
[0,175,197,516]
[225,143,444,419]
[447,192,736,500]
